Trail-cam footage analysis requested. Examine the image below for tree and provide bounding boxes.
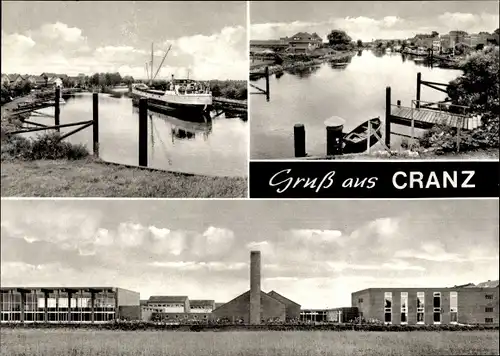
[431,31,439,37]
[494,28,499,36]
[327,30,352,47]
[356,39,363,48]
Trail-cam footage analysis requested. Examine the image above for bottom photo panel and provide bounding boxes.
[1,199,499,356]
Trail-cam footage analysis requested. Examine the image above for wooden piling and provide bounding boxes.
[138,98,148,167]
[54,87,60,132]
[397,100,401,106]
[385,86,391,148]
[92,93,99,156]
[325,116,345,156]
[294,124,306,157]
[265,66,270,101]
[416,72,421,109]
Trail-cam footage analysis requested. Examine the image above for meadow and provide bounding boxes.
[1,329,498,356]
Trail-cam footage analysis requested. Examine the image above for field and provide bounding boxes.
[0,159,247,198]
[1,329,498,356]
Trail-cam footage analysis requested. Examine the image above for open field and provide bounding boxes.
[0,158,247,198]
[1,329,498,356]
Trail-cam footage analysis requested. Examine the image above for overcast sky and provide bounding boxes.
[250,1,499,41]
[2,199,498,309]
[1,1,247,79]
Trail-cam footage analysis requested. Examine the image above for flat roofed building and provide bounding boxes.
[352,282,499,325]
[189,299,215,313]
[0,287,140,323]
[145,295,189,313]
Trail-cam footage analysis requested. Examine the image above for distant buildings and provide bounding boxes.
[250,32,324,54]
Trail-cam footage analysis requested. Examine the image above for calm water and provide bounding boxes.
[25,93,248,177]
[250,50,463,159]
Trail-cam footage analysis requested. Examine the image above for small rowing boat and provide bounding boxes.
[343,117,382,154]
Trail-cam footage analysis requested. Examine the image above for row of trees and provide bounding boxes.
[87,72,135,88]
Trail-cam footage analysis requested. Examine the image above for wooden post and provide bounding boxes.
[92,93,99,157]
[385,86,391,149]
[294,124,306,157]
[397,100,401,106]
[55,87,60,132]
[325,117,345,156]
[416,72,421,109]
[366,120,372,153]
[265,66,270,101]
[138,98,148,167]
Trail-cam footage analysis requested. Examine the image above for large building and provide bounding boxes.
[351,281,499,325]
[140,296,217,322]
[212,251,301,323]
[0,287,140,323]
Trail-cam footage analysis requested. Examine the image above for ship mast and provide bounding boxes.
[150,42,154,86]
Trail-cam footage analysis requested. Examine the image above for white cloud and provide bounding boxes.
[40,22,85,43]
[1,23,246,79]
[291,229,343,242]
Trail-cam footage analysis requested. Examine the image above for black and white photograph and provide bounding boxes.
[249,1,499,160]
[1,199,499,355]
[1,1,248,198]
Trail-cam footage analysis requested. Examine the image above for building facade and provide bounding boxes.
[0,287,140,323]
[352,285,499,325]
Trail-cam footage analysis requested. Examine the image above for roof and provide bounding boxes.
[190,299,215,306]
[267,290,301,307]
[473,280,499,288]
[250,40,288,46]
[290,32,322,41]
[147,295,188,304]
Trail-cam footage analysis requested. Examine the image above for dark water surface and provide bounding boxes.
[250,50,462,159]
[25,93,248,177]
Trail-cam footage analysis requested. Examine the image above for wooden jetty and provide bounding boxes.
[212,97,247,113]
[385,72,475,152]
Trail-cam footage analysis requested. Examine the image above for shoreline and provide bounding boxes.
[250,50,357,76]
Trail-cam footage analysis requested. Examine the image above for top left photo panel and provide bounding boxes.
[1,0,249,198]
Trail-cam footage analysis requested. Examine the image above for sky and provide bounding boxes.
[250,1,500,42]
[1,199,498,309]
[1,1,247,80]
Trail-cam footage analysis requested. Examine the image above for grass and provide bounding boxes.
[0,158,247,197]
[0,132,247,198]
[0,329,498,356]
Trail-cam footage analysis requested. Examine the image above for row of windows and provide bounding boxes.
[148,304,183,308]
[358,293,495,304]
[1,311,115,322]
[384,292,456,324]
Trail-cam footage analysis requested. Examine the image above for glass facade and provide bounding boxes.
[400,292,408,324]
[0,289,116,323]
[450,292,458,324]
[433,292,441,324]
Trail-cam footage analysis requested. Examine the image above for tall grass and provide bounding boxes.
[0,329,498,356]
[1,132,89,161]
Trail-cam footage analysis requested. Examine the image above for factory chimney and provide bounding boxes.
[249,250,261,324]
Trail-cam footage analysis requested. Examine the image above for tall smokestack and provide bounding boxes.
[249,250,261,325]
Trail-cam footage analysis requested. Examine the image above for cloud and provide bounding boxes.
[39,22,85,43]
[251,12,499,42]
[1,23,246,79]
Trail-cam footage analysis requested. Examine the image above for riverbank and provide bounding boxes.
[1,157,247,197]
[304,148,499,160]
[250,51,357,76]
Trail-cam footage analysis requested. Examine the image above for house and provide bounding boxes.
[47,77,63,88]
[284,32,323,54]
[25,75,46,87]
[1,74,10,86]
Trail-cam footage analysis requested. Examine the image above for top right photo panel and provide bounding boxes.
[249,1,499,160]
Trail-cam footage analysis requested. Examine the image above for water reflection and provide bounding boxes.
[27,93,247,176]
[251,50,463,159]
[285,65,321,78]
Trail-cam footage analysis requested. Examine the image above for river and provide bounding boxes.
[250,50,463,159]
[24,91,248,177]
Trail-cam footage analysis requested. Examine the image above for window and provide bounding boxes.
[485,295,493,300]
[485,318,493,323]
[358,298,363,303]
[433,292,441,324]
[401,292,408,324]
[417,292,425,324]
[450,292,458,324]
[485,307,494,313]
[384,292,392,324]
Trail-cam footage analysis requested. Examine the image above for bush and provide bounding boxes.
[1,132,89,161]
